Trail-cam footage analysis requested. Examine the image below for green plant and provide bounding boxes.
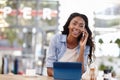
[115,38,120,57]
[110,40,112,43]
[99,38,103,44]
[115,38,120,48]
[99,63,113,71]
[99,63,106,70]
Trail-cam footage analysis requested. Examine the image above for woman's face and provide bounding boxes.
[68,16,85,38]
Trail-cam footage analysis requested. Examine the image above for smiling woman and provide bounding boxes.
[46,12,95,77]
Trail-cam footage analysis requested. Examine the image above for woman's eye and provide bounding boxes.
[80,25,83,28]
[73,23,76,25]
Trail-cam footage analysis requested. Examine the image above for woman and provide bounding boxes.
[46,12,95,77]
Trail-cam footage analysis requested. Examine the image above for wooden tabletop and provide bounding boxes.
[0,74,54,80]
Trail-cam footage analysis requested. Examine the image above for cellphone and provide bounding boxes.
[82,32,84,38]
[82,27,85,38]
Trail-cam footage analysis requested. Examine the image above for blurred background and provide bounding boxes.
[0,0,120,79]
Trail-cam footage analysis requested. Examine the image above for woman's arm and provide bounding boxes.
[47,67,53,77]
[46,34,59,77]
[77,46,85,73]
[77,29,88,73]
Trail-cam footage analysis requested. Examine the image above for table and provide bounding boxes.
[0,74,54,80]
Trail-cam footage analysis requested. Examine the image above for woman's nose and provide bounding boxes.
[74,24,80,29]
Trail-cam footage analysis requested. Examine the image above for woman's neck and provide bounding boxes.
[67,35,78,49]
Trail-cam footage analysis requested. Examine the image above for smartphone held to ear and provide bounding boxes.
[82,27,85,38]
[82,33,85,38]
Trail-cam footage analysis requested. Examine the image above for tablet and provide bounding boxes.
[53,62,82,80]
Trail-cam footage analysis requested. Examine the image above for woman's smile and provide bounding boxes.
[72,29,81,36]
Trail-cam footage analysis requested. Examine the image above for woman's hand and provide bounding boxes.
[79,29,89,48]
[47,68,53,77]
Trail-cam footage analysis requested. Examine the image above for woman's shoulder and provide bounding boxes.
[51,32,67,44]
[52,32,61,39]
[53,32,66,39]
[54,32,62,36]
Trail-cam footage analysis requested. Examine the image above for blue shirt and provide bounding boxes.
[46,33,90,70]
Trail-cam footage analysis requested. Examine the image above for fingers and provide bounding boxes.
[82,29,88,38]
[81,29,88,45]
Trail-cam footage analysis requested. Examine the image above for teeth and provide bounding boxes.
[73,29,79,34]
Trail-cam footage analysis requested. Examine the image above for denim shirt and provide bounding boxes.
[46,33,90,70]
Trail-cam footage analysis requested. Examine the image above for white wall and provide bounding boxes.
[58,0,96,32]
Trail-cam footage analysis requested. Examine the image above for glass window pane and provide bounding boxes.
[38,1,58,30]
[94,3,120,28]
[18,0,37,26]
[3,0,17,27]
